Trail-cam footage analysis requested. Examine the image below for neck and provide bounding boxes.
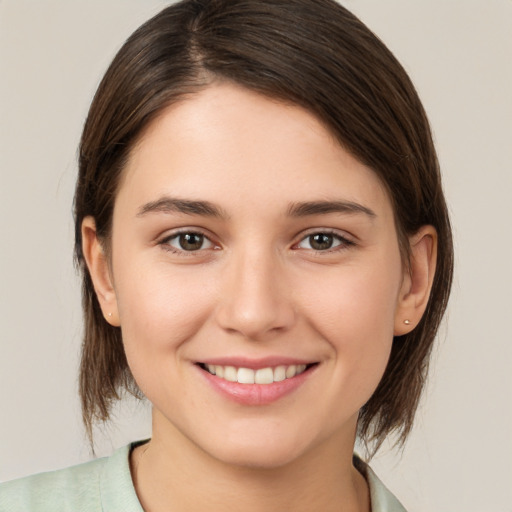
[131,412,370,512]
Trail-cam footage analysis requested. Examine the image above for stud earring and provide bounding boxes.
[404,319,411,325]
[108,312,112,318]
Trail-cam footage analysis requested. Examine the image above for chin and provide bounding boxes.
[196,424,322,470]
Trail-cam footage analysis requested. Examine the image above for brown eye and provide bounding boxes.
[296,232,352,251]
[310,233,333,250]
[165,232,214,252]
[179,233,204,250]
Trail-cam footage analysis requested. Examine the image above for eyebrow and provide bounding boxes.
[286,200,376,219]
[137,197,227,218]
[136,196,376,220]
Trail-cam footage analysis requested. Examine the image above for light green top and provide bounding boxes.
[0,443,407,511]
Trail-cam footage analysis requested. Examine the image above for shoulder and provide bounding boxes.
[0,455,106,511]
[0,443,144,512]
[354,456,408,512]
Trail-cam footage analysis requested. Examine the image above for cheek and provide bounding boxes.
[296,257,401,391]
[112,256,216,379]
[298,259,400,332]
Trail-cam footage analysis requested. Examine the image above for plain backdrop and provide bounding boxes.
[1,1,511,511]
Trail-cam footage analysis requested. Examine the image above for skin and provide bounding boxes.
[83,82,437,512]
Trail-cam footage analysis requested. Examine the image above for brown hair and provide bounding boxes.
[74,0,453,454]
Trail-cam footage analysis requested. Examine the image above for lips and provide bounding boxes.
[197,359,317,405]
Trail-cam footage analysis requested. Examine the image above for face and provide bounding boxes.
[98,83,408,468]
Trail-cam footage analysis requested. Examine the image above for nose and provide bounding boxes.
[215,248,296,341]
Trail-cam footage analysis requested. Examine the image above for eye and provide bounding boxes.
[296,232,352,251]
[163,232,215,252]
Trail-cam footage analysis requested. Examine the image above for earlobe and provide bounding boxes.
[81,216,120,327]
[394,225,437,336]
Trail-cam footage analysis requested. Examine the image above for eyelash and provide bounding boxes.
[159,229,217,257]
[158,229,355,256]
[293,230,355,253]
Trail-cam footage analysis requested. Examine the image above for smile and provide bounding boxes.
[196,359,318,405]
[200,363,309,384]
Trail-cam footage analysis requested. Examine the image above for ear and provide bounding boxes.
[394,225,437,336]
[81,216,120,327]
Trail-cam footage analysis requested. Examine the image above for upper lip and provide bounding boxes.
[197,356,316,370]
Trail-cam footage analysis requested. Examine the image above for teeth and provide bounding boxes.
[237,367,255,384]
[255,367,273,384]
[224,366,237,382]
[274,365,286,382]
[204,363,308,384]
[285,365,297,378]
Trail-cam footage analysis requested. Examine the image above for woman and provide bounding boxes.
[0,0,453,510]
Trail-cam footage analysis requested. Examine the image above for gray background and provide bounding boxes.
[1,1,511,511]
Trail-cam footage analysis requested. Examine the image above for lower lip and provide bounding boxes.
[198,365,316,406]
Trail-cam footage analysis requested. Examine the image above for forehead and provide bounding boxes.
[119,83,392,220]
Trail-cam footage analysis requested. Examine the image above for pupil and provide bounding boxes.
[179,233,203,250]
[311,233,333,250]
